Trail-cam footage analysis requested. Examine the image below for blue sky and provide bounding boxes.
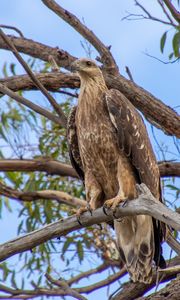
[0,0,179,299]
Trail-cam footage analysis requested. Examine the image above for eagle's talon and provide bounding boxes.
[103,205,109,216]
[87,203,93,216]
[77,216,83,226]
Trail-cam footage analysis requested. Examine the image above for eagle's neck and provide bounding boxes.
[78,73,108,105]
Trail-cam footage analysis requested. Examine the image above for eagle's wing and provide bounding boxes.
[105,89,160,198]
[67,106,84,181]
[105,89,166,270]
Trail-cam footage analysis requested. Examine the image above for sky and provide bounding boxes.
[0,0,179,299]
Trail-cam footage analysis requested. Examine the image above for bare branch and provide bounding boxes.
[41,0,119,74]
[157,0,175,24]
[1,69,180,138]
[158,161,180,177]
[45,273,87,300]
[0,158,179,178]
[112,255,180,300]
[0,184,180,262]
[0,158,77,177]
[0,29,67,127]
[0,181,85,208]
[163,0,180,23]
[0,72,79,92]
[133,0,177,26]
[68,263,112,285]
[0,83,62,125]
[106,73,180,138]
[0,24,24,37]
[0,34,76,69]
[0,268,125,299]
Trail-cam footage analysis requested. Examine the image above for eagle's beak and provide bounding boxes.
[71,61,79,73]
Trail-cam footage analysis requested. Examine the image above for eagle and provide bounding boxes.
[67,58,165,283]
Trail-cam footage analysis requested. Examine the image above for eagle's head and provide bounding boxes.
[71,58,103,79]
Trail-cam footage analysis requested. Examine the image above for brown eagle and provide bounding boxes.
[67,58,165,283]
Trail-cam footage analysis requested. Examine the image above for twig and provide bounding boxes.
[0,83,62,125]
[0,24,24,37]
[133,0,177,26]
[0,184,180,262]
[46,273,87,300]
[125,66,134,81]
[157,0,175,24]
[68,263,111,285]
[41,0,119,74]
[0,28,67,127]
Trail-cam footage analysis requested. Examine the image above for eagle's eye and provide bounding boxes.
[86,61,92,66]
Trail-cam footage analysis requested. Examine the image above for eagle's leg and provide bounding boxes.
[103,192,127,211]
[76,172,103,220]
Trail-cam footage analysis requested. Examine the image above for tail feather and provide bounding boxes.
[115,215,154,283]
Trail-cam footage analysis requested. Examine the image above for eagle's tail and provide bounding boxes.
[114,215,154,283]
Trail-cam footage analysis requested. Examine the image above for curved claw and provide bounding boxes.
[103,205,109,216]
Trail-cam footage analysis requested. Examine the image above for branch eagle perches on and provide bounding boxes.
[0,184,180,263]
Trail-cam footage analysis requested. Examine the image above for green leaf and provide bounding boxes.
[62,237,73,255]
[169,52,174,60]
[172,31,180,57]
[160,31,167,53]
[77,241,84,263]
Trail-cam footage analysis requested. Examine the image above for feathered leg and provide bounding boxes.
[76,171,103,218]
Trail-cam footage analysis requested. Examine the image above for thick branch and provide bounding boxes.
[0,184,180,262]
[0,72,79,92]
[0,159,179,178]
[158,161,180,177]
[0,159,77,177]
[41,0,118,74]
[139,275,180,300]
[112,255,180,300]
[0,181,85,208]
[1,70,179,137]
[106,73,180,138]
[0,35,76,70]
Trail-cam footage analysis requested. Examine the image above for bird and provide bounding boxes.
[67,58,166,283]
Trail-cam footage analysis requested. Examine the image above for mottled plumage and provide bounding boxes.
[67,58,165,283]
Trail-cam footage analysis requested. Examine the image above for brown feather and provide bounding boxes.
[68,58,166,283]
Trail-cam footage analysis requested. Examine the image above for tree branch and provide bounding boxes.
[163,0,180,23]
[0,24,24,37]
[0,83,62,125]
[0,184,180,262]
[1,69,179,138]
[158,161,180,177]
[0,268,125,299]
[106,73,180,138]
[0,72,79,92]
[0,29,67,127]
[112,255,180,300]
[0,181,85,208]
[0,158,179,178]
[0,158,77,177]
[0,34,76,70]
[41,0,119,74]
